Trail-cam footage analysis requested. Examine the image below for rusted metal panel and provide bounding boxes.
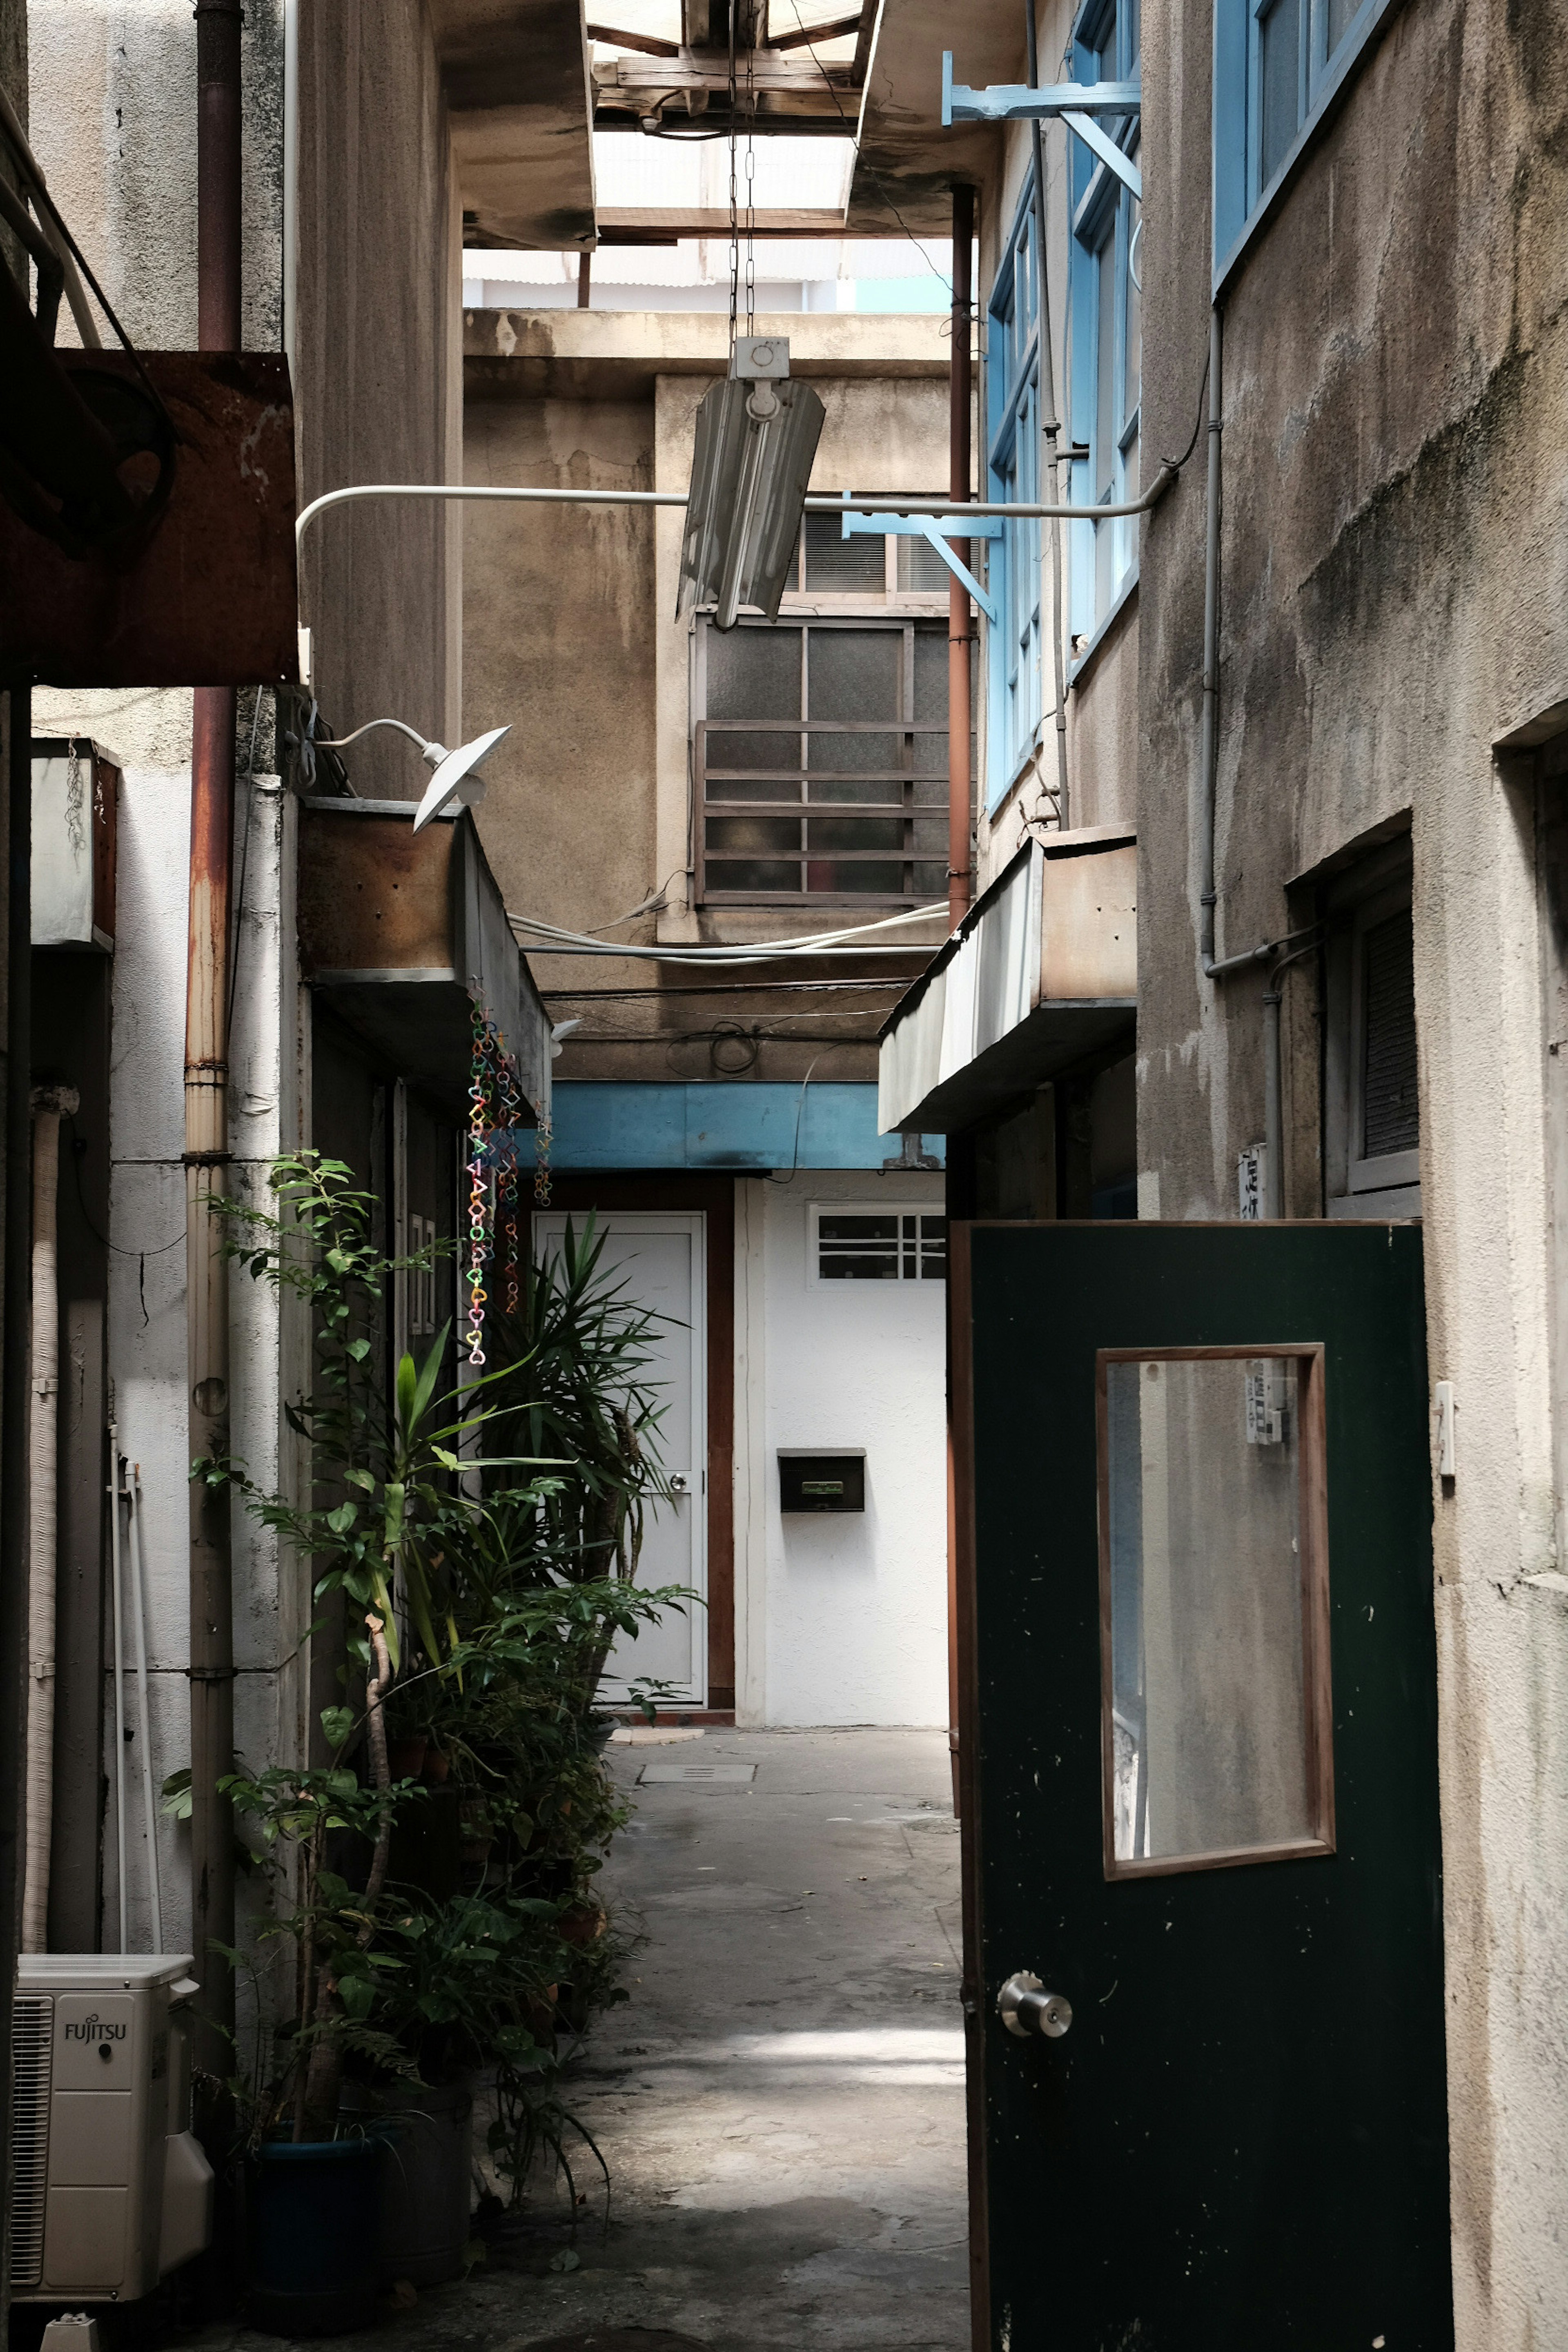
[297,804,456,976]
[1040,834,1138,1002]
[0,352,298,689]
[298,797,551,1123]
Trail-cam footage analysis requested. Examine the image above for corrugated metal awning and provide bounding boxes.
[878,829,1137,1135]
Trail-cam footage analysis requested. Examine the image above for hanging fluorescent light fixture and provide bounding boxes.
[677,337,824,631]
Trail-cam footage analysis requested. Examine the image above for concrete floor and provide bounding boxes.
[223,1727,970,2352]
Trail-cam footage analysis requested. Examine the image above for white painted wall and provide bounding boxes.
[734,1171,948,1729]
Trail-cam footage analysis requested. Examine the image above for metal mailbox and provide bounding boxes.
[778,1450,865,1514]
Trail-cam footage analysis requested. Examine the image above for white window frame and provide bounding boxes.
[808,1201,948,1289]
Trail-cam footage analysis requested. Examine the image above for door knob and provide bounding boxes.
[668,1473,689,1495]
[998,1972,1072,2040]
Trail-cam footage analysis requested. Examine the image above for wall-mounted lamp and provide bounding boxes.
[677,337,824,631]
[314,715,511,832]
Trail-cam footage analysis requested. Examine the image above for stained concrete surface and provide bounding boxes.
[214,1728,969,2352]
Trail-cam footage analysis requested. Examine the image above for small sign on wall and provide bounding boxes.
[1238,1143,1267,1221]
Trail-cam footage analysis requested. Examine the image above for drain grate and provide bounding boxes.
[637,1761,757,1786]
[524,2335,711,2352]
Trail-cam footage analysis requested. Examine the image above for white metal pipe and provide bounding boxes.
[107,1434,128,1953]
[294,466,1180,550]
[22,1087,74,1951]
[127,1464,163,1954]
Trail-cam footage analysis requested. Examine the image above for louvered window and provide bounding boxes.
[1324,850,1421,1217]
[10,1995,53,2286]
[1361,913,1419,1159]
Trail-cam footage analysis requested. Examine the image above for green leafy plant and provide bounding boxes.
[183,1154,690,2162]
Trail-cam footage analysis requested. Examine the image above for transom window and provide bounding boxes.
[693,617,952,905]
[780,510,953,607]
[812,1208,947,1283]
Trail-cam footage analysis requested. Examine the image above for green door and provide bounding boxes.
[953,1222,1450,2352]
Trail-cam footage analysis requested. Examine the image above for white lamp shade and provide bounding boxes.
[411,724,511,833]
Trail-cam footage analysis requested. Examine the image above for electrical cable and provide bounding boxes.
[509,900,948,961]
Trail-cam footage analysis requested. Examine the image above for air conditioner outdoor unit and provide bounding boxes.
[9,1955,214,2301]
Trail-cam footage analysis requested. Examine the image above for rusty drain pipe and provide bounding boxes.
[187,0,242,2071]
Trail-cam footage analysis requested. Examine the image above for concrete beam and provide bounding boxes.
[463,305,952,399]
[848,0,1020,234]
[432,0,597,249]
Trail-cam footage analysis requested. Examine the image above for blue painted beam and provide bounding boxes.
[941,53,1143,201]
[942,53,1141,125]
[841,506,1001,622]
[550,1081,945,1173]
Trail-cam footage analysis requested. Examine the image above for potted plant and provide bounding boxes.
[182,1160,691,2303]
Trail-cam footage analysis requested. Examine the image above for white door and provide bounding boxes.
[533,1210,708,1707]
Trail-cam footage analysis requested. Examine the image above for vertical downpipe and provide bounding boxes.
[22,1084,76,1951]
[189,0,243,2069]
[1197,305,1223,969]
[948,184,975,931]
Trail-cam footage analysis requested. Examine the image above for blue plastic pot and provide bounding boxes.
[245,2137,386,2335]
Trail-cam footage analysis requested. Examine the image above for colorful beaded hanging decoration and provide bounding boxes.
[465,1006,497,1368]
[465,1002,534,1366]
[495,1051,522,1319]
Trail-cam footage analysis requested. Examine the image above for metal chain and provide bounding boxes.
[727,2,739,342]
[744,19,756,335]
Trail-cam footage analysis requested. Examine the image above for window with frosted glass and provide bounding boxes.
[1098,1346,1334,1878]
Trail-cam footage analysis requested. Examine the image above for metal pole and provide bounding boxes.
[948,183,975,932]
[188,0,242,2073]
[22,1084,75,1952]
[129,1465,164,1954]
[108,1437,127,1952]
[0,683,32,2322]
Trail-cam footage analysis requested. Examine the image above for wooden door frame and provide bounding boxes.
[529,1175,736,1713]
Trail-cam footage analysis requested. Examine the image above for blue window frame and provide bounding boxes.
[984,183,1044,811]
[1066,0,1141,648]
[1214,0,1386,270]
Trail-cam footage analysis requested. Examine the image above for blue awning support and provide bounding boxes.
[841,498,1002,623]
[941,53,1143,201]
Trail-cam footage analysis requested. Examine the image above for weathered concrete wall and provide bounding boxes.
[296,1,463,759]
[1137,0,1568,2338]
[463,388,658,947]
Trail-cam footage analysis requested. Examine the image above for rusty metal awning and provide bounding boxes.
[297,796,551,1122]
[878,829,1136,1134]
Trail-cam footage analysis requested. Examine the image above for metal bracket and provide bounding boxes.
[840,497,1002,622]
[941,53,1143,202]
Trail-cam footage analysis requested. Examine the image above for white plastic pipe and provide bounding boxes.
[22,1084,77,1953]
[127,1463,163,1953]
[108,1434,128,1954]
[294,468,1180,550]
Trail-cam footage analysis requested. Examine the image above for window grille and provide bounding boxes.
[10,1995,52,2287]
[1361,912,1418,1159]
[694,617,954,906]
[814,1209,948,1282]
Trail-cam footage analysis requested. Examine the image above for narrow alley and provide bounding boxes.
[209,1731,968,2352]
